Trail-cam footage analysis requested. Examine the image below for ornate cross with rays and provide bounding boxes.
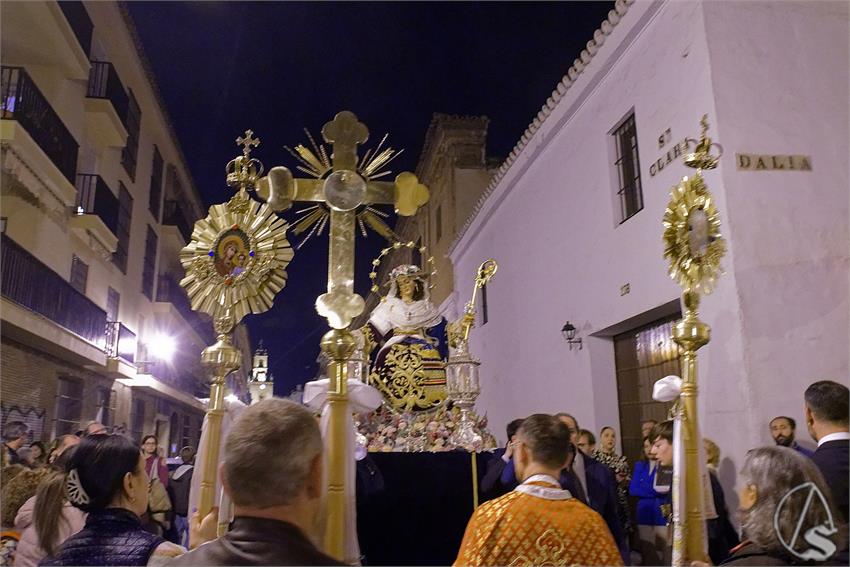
[257,110,429,329]
[253,111,428,560]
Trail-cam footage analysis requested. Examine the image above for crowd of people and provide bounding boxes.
[1,422,196,566]
[479,379,848,566]
[0,379,846,566]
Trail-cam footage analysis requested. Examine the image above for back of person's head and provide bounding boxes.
[579,429,596,444]
[34,446,78,556]
[223,398,322,508]
[1,464,27,483]
[506,418,524,441]
[804,380,849,426]
[3,420,28,442]
[83,421,107,436]
[650,420,673,443]
[703,438,720,468]
[48,434,80,464]
[740,446,842,559]
[1,466,49,526]
[180,446,196,463]
[554,412,577,429]
[65,434,142,513]
[516,414,571,470]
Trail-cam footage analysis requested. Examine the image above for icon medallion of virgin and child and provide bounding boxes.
[213,228,253,278]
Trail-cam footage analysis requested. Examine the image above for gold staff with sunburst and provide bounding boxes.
[252,111,430,560]
[661,115,726,566]
[179,131,294,522]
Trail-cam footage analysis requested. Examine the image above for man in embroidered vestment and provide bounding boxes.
[454,414,623,566]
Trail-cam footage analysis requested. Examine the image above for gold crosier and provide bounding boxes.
[662,115,726,566]
[180,130,294,524]
[256,111,429,560]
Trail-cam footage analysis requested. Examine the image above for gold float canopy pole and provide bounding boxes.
[261,111,430,560]
[662,115,726,566]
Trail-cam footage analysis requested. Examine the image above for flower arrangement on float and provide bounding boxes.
[356,405,496,453]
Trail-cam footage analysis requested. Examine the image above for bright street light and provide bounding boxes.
[146,333,176,362]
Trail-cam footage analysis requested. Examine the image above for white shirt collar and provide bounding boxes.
[515,474,573,501]
[818,431,850,446]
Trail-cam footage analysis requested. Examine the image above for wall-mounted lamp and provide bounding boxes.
[561,321,583,350]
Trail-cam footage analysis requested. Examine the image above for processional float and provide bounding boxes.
[660,115,727,566]
[181,111,435,560]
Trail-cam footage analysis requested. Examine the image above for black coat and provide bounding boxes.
[170,517,343,566]
[811,439,849,524]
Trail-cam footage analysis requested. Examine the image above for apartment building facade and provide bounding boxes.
[0,1,246,454]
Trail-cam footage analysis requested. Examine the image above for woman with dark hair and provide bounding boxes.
[140,435,168,489]
[630,435,667,565]
[593,426,632,535]
[14,449,85,566]
[25,442,47,468]
[40,434,184,566]
[721,446,844,565]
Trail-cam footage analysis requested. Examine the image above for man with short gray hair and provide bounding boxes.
[172,398,341,565]
[2,420,28,466]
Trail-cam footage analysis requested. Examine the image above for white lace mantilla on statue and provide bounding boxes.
[369,295,443,336]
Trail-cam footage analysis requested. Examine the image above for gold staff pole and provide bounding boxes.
[198,315,241,521]
[662,115,726,565]
[672,291,710,563]
[320,329,356,556]
[259,112,430,560]
[180,130,294,528]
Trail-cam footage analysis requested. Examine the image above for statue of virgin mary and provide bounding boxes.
[366,264,448,412]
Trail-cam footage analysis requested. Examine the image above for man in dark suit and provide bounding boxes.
[805,380,849,523]
[172,399,342,566]
[556,413,629,565]
[481,418,524,501]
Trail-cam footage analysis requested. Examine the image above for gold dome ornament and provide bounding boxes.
[180,131,294,323]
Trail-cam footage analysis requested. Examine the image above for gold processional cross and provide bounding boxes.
[256,110,429,559]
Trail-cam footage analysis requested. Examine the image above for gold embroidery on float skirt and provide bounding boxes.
[509,528,570,566]
[369,342,446,411]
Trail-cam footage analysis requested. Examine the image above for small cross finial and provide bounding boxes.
[236,130,260,158]
[322,111,369,171]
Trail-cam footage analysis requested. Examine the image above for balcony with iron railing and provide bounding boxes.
[105,321,136,364]
[84,61,129,148]
[156,273,214,345]
[1,234,106,346]
[162,199,195,244]
[69,174,120,254]
[57,1,93,58]
[1,66,79,187]
[0,2,91,81]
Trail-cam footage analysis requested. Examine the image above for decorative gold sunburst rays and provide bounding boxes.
[285,129,403,248]
[179,190,294,324]
[662,172,726,294]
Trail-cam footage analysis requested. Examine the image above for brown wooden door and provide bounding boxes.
[614,314,681,464]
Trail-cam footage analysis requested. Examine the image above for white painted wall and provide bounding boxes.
[451,0,849,506]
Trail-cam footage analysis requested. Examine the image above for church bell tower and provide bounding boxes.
[248,341,274,404]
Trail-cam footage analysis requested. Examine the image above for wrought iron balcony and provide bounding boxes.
[58,1,93,58]
[162,200,195,243]
[156,273,214,344]
[75,174,120,234]
[87,61,129,128]
[105,321,136,363]
[1,234,106,346]
[0,66,79,184]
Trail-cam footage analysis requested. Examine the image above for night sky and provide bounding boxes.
[128,1,613,395]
